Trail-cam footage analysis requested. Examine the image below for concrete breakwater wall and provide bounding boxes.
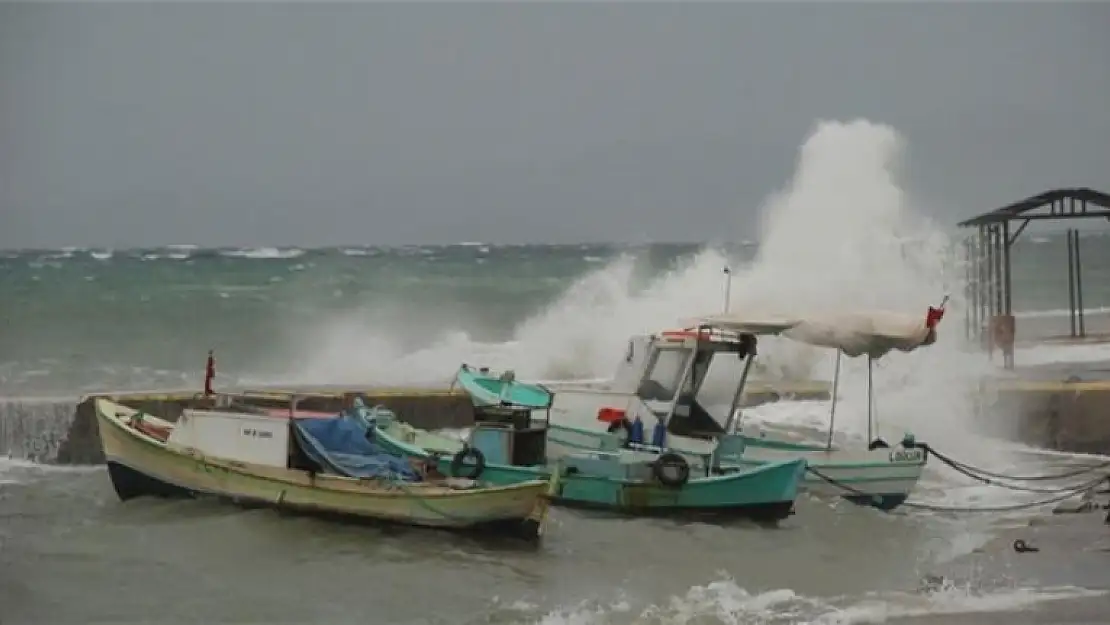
[3,378,1108,465]
[0,397,77,463]
[978,379,1110,455]
[1,382,833,465]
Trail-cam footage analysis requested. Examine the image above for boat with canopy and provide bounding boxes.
[451,305,944,511]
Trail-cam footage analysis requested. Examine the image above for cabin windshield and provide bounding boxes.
[637,347,692,403]
[668,335,757,438]
[664,350,726,438]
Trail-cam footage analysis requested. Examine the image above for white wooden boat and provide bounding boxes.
[94,397,552,540]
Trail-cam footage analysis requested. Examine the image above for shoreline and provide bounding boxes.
[884,511,1110,624]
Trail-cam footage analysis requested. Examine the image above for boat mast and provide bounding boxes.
[825,350,842,451]
[722,266,732,313]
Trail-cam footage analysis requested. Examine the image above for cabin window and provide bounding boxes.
[638,348,691,402]
[684,351,713,396]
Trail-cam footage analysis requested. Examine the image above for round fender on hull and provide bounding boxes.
[652,452,691,488]
[450,446,486,480]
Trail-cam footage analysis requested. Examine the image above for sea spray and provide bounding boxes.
[0,398,74,461]
[286,119,995,456]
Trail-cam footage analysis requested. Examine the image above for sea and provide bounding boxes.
[3,121,1110,624]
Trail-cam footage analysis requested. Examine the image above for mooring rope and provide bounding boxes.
[386,471,487,523]
[805,466,1102,514]
[897,485,1098,514]
[917,444,1109,495]
[386,468,551,531]
[920,443,1110,483]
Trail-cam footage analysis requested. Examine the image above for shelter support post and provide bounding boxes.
[1077,231,1086,337]
[958,188,1110,354]
[1067,228,1077,338]
[1067,227,1086,338]
[963,236,974,341]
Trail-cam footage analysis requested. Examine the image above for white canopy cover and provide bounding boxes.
[694,310,938,359]
[690,314,801,336]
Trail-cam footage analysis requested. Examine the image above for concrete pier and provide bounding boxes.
[31,364,1110,465]
[25,304,1109,468]
[978,359,1110,455]
[47,381,830,465]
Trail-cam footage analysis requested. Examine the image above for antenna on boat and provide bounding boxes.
[722,266,732,313]
[826,350,842,451]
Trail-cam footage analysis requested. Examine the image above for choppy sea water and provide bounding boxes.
[4,121,1110,623]
[3,241,1110,625]
[2,238,1108,397]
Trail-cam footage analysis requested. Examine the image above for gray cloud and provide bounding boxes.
[1,2,1107,248]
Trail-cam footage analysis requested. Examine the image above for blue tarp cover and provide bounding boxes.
[292,414,422,482]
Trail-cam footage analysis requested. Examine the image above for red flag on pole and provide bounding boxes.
[204,350,215,396]
[925,295,949,330]
[925,306,945,329]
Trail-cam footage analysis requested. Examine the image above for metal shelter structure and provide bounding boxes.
[958,187,1110,369]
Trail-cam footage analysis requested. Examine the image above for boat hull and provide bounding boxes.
[541,422,923,511]
[372,422,805,522]
[96,399,551,539]
[719,440,925,511]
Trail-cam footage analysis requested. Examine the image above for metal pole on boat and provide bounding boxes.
[722,266,732,313]
[826,350,842,451]
[866,355,874,442]
[723,350,755,434]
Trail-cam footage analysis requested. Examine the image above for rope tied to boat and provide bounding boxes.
[915,443,1110,495]
[805,466,1104,514]
[918,443,1110,483]
[386,474,480,522]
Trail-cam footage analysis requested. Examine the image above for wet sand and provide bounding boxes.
[892,511,1110,625]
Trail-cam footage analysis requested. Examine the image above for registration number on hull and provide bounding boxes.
[889,448,925,463]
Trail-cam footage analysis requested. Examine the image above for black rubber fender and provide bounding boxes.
[450,446,486,480]
[868,438,891,451]
[652,452,691,488]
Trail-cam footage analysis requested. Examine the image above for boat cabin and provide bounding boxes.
[467,404,549,467]
[564,326,759,446]
[167,408,292,468]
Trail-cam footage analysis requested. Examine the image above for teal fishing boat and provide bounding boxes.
[348,398,806,522]
[453,312,934,512]
[453,364,553,410]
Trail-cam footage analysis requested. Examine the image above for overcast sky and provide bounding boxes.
[1,2,1107,249]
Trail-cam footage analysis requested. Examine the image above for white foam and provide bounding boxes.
[1012,342,1110,367]
[221,247,304,260]
[139,252,191,261]
[1014,306,1110,320]
[813,584,1106,625]
[511,577,1104,625]
[0,456,102,483]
